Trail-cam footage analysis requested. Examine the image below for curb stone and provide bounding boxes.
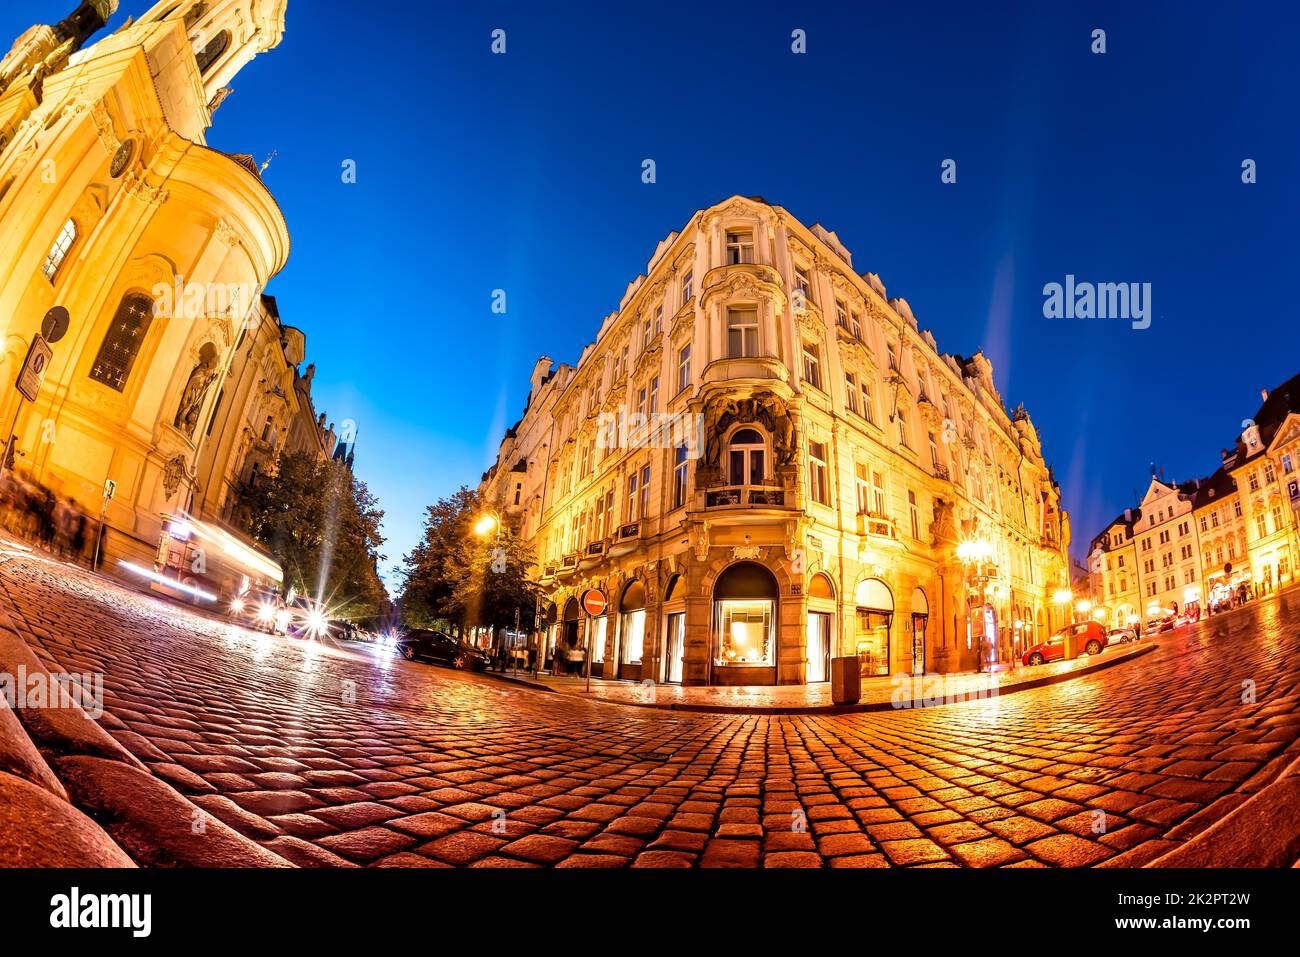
[1147,754,1300,868]
[0,574,298,868]
[479,642,1157,715]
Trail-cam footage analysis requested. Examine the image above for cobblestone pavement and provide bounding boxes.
[2,543,1298,868]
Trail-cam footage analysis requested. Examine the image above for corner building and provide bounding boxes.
[482,196,1072,686]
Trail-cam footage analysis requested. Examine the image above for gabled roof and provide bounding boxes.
[1190,467,1236,509]
[1231,371,1300,465]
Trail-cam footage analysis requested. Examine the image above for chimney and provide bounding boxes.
[530,356,554,396]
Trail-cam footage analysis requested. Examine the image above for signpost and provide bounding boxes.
[2,307,69,481]
[580,588,606,693]
[93,479,116,571]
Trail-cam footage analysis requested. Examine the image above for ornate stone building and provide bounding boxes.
[0,1,314,572]
[482,196,1072,686]
[1085,372,1300,621]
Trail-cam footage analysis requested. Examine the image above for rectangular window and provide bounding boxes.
[681,270,693,305]
[897,407,911,449]
[627,471,639,521]
[794,267,812,304]
[855,462,870,514]
[928,432,941,470]
[908,490,920,539]
[726,307,759,358]
[654,304,664,337]
[835,300,849,329]
[845,373,859,415]
[860,381,875,424]
[649,375,659,414]
[640,464,651,519]
[725,230,754,265]
[677,344,691,393]
[801,342,822,390]
[673,446,689,509]
[871,470,887,515]
[809,441,829,505]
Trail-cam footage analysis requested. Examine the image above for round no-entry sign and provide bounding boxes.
[581,588,607,617]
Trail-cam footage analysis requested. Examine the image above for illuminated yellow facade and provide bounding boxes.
[483,196,1072,686]
[1085,374,1300,621]
[0,1,305,572]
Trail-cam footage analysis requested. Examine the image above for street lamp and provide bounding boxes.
[957,538,993,672]
[474,511,501,541]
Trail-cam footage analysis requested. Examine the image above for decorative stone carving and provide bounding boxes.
[692,522,710,562]
[701,389,799,476]
[174,353,218,437]
[732,544,762,561]
[163,455,188,499]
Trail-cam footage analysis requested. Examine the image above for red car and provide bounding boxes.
[1022,620,1108,666]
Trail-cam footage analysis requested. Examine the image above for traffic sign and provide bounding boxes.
[581,588,607,618]
[16,335,52,402]
[41,306,70,344]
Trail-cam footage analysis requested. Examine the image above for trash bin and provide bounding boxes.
[831,656,861,705]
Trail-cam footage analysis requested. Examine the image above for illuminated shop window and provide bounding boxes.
[713,562,777,668]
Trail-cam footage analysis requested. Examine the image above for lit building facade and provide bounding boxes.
[481,196,1072,686]
[0,1,301,572]
[1086,511,1140,628]
[1224,380,1300,595]
[1084,373,1300,619]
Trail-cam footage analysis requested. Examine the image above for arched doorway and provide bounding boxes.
[617,580,646,681]
[909,587,929,676]
[712,562,778,685]
[806,572,835,683]
[662,574,685,683]
[855,578,893,677]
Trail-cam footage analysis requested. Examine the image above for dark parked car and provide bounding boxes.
[394,629,490,671]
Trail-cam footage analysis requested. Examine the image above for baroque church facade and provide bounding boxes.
[482,195,1073,686]
[0,1,336,573]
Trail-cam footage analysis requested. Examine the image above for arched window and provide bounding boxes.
[89,292,155,391]
[854,578,894,677]
[40,218,77,281]
[196,29,229,74]
[618,580,646,676]
[728,427,766,486]
[714,562,778,670]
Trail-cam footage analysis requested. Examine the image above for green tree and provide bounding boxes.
[399,487,537,634]
[241,451,389,622]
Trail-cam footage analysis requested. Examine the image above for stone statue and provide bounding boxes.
[174,355,218,436]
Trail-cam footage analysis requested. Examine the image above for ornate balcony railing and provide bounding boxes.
[705,486,787,508]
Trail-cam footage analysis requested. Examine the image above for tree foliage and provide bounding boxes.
[240,451,389,623]
[399,486,537,632]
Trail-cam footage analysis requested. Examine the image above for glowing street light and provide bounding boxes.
[474,514,498,538]
[1075,599,1092,615]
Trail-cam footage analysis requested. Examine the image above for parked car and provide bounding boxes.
[230,589,289,635]
[1023,620,1108,666]
[394,629,490,671]
[1107,626,1137,644]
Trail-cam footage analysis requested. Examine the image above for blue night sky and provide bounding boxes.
[11,1,1299,584]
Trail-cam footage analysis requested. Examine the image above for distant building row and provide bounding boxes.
[1087,373,1300,624]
